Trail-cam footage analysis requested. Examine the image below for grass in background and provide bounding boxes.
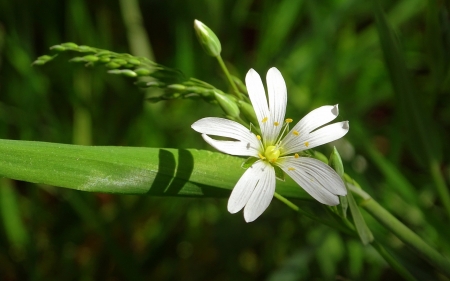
[0,0,449,280]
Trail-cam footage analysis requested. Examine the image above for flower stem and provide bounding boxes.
[371,241,418,281]
[348,184,450,277]
[216,55,242,99]
[430,159,450,219]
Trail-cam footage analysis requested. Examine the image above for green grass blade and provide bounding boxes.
[0,139,309,199]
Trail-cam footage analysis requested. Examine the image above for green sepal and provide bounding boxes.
[313,151,328,164]
[241,157,258,169]
[274,165,285,181]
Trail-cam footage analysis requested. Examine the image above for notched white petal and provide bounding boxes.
[228,162,264,214]
[243,162,276,222]
[202,134,260,157]
[282,121,349,155]
[279,157,346,205]
[192,117,262,156]
[266,67,287,144]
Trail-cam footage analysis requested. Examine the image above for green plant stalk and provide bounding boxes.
[274,192,353,235]
[348,184,450,277]
[371,241,417,281]
[430,160,450,218]
[216,55,242,99]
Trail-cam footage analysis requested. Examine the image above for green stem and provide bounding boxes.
[430,160,450,218]
[371,241,417,281]
[348,184,450,277]
[273,192,353,235]
[216,55,242,99]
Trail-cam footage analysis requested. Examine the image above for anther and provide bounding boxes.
[304,142,309,147]
[262,117,268,123]
[285,118,293,123]
[294,153,299,158]
[256,135,261,140]
[288,167,295,171]
[273,121,279,126]
[293,130,299,136]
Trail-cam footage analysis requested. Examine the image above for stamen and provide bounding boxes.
[288,167,295,171]
[258,153,266,160]
[293,130,299,136]
[294,153,299,158]
[256,135,261,140]
[304,142,309,147]
[273,121,279,126]
[262,117,268,123]
[285,118,293,123]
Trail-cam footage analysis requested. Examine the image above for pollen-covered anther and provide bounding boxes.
[262,117,268,123]
[273,121,279,126]
[256,135,261,140]
[304,142,309,147]
[288,167,295,171]
[293,130,299,136]
[285,118,293,123]
[294,153,299,158]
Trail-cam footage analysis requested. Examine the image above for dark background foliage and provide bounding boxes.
[1,0,449,280]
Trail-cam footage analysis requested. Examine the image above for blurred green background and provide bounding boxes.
[1,0,450,280]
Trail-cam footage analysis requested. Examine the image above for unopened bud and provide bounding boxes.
[50,45,66,52]
[134,68,151,76]
[168,84,186,91]
[83,55,99,62]
[105,62,121,69]
[194,20,221,57]
[214,91,240,118]
[127,58,141,65]
[238,101,258,125]
[61,42,78,49]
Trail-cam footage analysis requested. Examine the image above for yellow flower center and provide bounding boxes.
[264,145,280,162]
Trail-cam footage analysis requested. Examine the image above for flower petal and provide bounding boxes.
[266,67,287,144]
[282,121,349,155]
[243,161,276,222]
[282,105,339,150]
[192,117,261,156]
[278,157,346,205]
[245,69,271,144]
[228,160,267,214]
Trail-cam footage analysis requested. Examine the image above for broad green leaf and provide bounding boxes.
[0,139,309,199]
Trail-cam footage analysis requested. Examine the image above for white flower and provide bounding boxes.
[192,67,349,222]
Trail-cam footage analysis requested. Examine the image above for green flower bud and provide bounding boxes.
[96,51,111,56]
[105,62,121,69]
[120,69,137,77]
[98,56,111,63]
[78,45,94,52]
[111,59,127,65]
[107,69,122,75]
[193,20,221,57]
[83,55,99,62]
[69,57,85,63]
[167,84,186,91]
[238,100,258,125]
[50,45,66,52]
[329,146,344,177]
[214,91,240,118]
[127,58,141,65]
[145,81,166,87]
[134,68,151,76]
[61,42,78,49]
[314,151,329,164]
